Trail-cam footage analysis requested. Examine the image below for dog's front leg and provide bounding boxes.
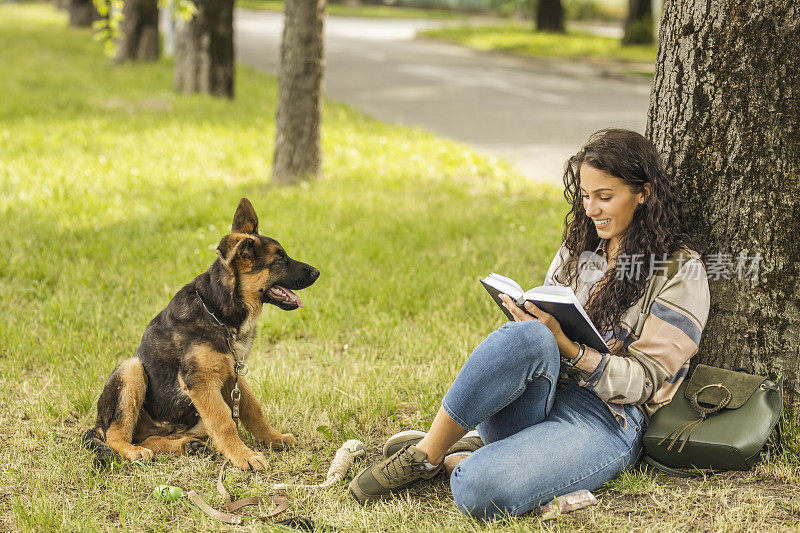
[237,376,297,449]
[179,376,268,470]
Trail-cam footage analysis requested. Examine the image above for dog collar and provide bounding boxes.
[195,290,227,328]
[195,290,248,420]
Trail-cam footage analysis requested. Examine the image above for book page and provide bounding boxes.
[524,285,574,300]
[482,273,523,300]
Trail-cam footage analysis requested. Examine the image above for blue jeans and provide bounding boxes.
[442,320,645,521]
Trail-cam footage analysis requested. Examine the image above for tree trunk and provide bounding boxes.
[272,0,326,185]
[113,0,160,63]
[173,0,235,98]
[535,0,564,33]
[623,0,653,45]
[68,0,101,26]
[646,0,800,408]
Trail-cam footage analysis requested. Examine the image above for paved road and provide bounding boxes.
[235,10,652,185]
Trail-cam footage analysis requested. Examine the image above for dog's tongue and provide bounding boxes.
[269,286,303,308]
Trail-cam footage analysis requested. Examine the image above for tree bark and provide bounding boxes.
[646,0,800,407]
[272,0,326,184]
[113,0,160,63]
[623,0,654,45]
[535,0,564,33]
[173,0,235,98]
[68,0,101,26]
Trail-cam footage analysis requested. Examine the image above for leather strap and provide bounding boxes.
[641,455,715,478]
[187,490,250,526]
[763,409,784,463]
[187,459,290,525]
[774,376,785,458]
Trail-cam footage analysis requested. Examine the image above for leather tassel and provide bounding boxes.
[676,419,705,453]
[659,417,704,451]
[658,420,694,447]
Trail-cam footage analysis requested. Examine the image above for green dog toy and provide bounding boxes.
[153,485,186,502]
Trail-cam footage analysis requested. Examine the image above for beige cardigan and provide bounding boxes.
[544,240,710,423]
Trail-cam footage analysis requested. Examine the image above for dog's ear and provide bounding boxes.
[231,197,259,234]
[216,235,255,269]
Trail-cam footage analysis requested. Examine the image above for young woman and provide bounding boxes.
[349,129,711,520]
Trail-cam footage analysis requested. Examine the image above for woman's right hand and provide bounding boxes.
[501,294,579,359]
[500,294,537,322]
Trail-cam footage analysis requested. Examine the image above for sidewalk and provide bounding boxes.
[235,9,652,185]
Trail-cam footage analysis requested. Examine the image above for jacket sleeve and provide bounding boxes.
[572,257,711,405]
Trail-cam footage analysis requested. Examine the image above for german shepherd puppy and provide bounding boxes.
[83,198,319,470]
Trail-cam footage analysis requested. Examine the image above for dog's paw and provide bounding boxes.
[228,448,268,471]
[269,433,297,450]
[124,445,154,461]
[184,439,209,456]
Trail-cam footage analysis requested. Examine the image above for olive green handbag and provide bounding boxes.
[642,364,783,476]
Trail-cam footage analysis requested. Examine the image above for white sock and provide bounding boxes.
[420,459,438,470]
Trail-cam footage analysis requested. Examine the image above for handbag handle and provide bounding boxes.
[641,455,724,478]
[689,383,732,417]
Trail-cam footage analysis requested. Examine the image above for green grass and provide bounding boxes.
[238,0,626,23]
[237,0,464,19]
[419,23,657,65]
[0,3,558,530]
[563,0,627,22]
[1,3,799,532]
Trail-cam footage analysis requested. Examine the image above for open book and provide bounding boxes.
[480,273,608,353]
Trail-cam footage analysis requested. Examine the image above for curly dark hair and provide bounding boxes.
[560,128,702,338]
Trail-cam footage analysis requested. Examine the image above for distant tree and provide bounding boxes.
[174,0,234,98]
[647,0,800,406]
[68,0,100,26]
[112,0,160,63]
[535,0,564,33]
[623,0,654,45]
[272,0,326,184]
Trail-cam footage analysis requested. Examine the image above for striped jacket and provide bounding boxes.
[544,240,710,424]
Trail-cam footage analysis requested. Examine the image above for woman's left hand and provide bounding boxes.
[499,294,574,356]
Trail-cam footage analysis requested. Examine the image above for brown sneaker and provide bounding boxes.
[349,444,443,505]
[443,451,471,477]
[382,429,484,458]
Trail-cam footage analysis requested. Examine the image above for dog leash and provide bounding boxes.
[195,290,247,422]
[183,441,362,527]
[184,459,290,525]
[155,459,290,525]
[156,460,328,530]
[190,292,342,530]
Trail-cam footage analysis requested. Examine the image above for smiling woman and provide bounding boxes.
[579,165,648,257]
[349,129,711,520]
[560,129,700,339]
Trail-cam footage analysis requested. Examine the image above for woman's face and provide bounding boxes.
[579,164,649,245]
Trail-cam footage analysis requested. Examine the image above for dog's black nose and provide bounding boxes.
[309,268,320,280]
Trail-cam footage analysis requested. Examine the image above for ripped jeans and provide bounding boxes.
[442,320,645,521]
